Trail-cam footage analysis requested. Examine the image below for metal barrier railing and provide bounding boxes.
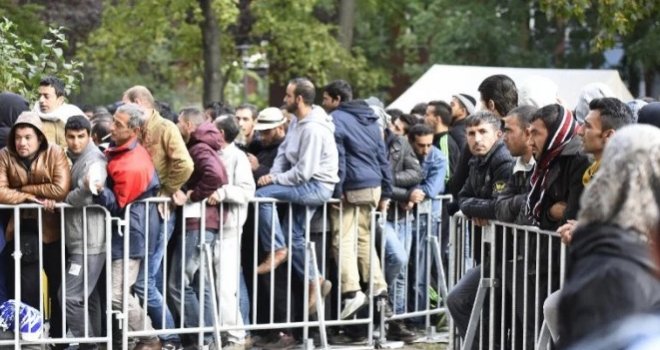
[447,213,566,350]
[0,195,565,350]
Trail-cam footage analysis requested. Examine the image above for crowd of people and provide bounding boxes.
[0,73,659,350]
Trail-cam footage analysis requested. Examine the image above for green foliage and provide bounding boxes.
[0,18,84,102]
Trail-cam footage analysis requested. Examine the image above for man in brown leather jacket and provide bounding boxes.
[0,111,70,345]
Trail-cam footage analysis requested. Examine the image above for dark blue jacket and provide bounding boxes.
[94,140,161,261]
[331,100,393,199]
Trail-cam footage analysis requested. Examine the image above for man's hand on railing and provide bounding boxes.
[172,190,188,206]
[473,218,490,227]
[378,198,390,212]
[557,219,576,245]
[409,189,426,203]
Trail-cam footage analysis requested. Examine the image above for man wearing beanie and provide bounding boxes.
[449,93,476,150]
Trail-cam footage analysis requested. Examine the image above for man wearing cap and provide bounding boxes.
[0,111,71,345]
[247,107,288,184]
[449,93,476,150]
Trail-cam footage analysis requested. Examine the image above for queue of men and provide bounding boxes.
[0,73,659,350]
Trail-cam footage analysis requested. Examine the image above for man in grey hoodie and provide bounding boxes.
[255,78,339,314]
[61,115,108,349]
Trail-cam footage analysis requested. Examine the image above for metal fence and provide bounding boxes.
[0,197,563,350]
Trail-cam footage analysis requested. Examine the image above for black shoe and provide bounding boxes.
[387,319,419,344]
[260,332,297,350]
[328,330,368,345]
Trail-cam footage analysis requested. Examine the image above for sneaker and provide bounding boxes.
[260,332,297,350]
[256,248,288,274]
[309,278,332,315]
[340,291,368,320]
[387,319,419,344]
[134,337,162,350]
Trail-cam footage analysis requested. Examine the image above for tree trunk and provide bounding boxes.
[338,0,356,50]
[199,0,223,105]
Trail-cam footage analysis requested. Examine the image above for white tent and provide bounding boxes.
[388,64,633,113]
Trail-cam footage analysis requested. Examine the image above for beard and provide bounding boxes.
[285,102,297,114]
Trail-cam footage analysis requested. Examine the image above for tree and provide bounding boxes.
[0,18,84,102]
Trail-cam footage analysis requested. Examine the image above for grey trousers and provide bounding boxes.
[111,259,154,332]
[60,253,106,343]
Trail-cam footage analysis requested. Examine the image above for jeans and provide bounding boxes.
[409,210,440,316]
[256,180,333,281]
[60,253,106,344]
[383,219,412,314]
[134,211,178,343]
[239,268,250,328]
[169,230,216,344]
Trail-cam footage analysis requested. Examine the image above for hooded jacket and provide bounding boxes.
[0,92,30,148]
[331,100,393,198]
[216,142,255,234]
[184,122,228,232]
[558,223,660,347]
[248,137,283,184]
[94,137,160,260]
[458,141,514,220]
[0,112,71,243]
[271,105,339,190]
[65,141,108,255]
[32,101,85,149]
[384,129,422,202]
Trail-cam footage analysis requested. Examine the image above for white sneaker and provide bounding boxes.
[340,291,368,319]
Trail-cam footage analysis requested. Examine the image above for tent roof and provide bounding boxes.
[388,64,633,113]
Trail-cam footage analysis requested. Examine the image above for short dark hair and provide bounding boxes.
[236,103,258,119]
[478,74,518,116]
[39,76,65,97]
[427,100,452,126]
[589,97,634,131]
[214,116,240,143]
[65,115,92,135]
[407,123,434,144]
[398,113,420,134]
[465,111,501,131]
[323,80,353,103]
[410,102,428,116]
[530,104,563,131]
[92,119,111,141]
[205,101,235,119]
[386,108,403,122]
[507,105,538,128]
[289,78,315,105]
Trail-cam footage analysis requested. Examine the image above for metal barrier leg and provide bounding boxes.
[416,236,448,344]
[203,243,223,349]
[461,278,491,350]
[307,243,329,350]
[535,321,552,350]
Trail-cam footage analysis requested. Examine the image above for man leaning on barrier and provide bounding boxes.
[61,115,108,349]
[446,111,513,348]
[92,103,162,350]
[0,111,71,346]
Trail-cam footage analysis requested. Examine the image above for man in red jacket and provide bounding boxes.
[169,107,227,349]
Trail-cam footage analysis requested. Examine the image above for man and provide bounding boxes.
[527,104,590,231]
[0,111,70,344]
[169,107,227,349]
[448,75,518,211]
[425,100,460,184]
[32,76,85,148]
[255,78,338,314]
[321,80,393,321]
[495,105,537,224]
[62,115,108,349]
[247,108,288,184]
[405,124,447,325]
[543,98,634,344]
[92,103,161,350]
[212,116,256,348]
[448,93,477,150]
[234,104,258,149]
[446,111,514,348]
[204,101,234,123]
[122,85,193,346]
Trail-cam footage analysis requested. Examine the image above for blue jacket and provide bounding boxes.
[417,147,447,199]
[331,100,393,199]
[94,139,161,261]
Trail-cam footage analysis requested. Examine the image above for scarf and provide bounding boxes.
[526,105,578,222]
[582,159,600,186]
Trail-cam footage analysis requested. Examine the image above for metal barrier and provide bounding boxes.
[447,213,566,350]
[0,195,568,350]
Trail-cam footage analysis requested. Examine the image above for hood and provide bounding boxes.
[67,140,99,163]
[189,121,225,151]
[298,105,335,133]
[570,223,657,274]
[574,83,614,123]
[561,135,583,156]
[336,100,378,126]
[32,101,85,124]
[0,92,30,128]
[7,111,48,155]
